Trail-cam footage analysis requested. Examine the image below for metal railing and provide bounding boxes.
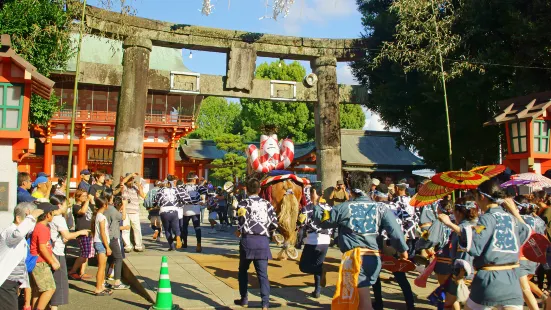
[52,109,194,126]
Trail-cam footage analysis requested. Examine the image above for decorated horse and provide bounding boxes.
[246,134,306,259]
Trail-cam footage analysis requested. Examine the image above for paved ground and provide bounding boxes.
[118,222,440,309]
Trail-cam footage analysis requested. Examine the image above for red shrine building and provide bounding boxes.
[486,92,551,174]
[0,34,54,228]
[17,34,203,185]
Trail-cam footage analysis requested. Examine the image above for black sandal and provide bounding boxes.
[95,289,113,296]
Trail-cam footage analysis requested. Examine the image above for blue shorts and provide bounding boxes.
[94,242,106,254]
[358,255,381,288]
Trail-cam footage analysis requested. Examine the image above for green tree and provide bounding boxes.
[210,133,247,182]
[239,61,366,143]
[352,0,551,170]
[189,97,241,140]
[340,104,366,130]
[0,0,73,125]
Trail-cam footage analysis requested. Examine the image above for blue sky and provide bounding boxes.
[88,0,389,130]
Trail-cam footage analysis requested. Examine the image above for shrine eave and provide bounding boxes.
[485,91,551,126]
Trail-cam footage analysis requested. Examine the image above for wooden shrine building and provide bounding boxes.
[18,34,202,185]
[486,91,551,174]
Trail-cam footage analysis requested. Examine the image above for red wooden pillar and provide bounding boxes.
[77,126,87,181]
[44,125,53,176]
[167,146,175,176]
[198,163,203,179]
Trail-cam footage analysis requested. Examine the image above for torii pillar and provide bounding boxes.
[112,36,152,183]
[312,56,342,195]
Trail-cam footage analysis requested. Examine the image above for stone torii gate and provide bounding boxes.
[82,5,367,192]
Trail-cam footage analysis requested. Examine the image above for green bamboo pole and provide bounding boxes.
[65,0,87,199]
[431,0,453,172]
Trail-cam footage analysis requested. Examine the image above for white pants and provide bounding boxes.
[122,213,143,250]
[466,298,523,310]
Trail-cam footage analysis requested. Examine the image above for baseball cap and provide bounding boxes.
[32,176,48,187]
[371,178,380,186]
[37,202,58,213]
[37,172,50,178]
[336,180,344,185]
[80,169,90,175]
[396,179,409,189]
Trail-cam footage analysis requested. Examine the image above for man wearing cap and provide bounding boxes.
[32,176,52,201]
[120,173,145,252]
[313,185,408,310]
[329,180,349,206]
[30,202,60,310]
[0,202,43,310]
[393,179,417,257]
[369,178,380,199]
[17,172,36,204]
[78,169,91,192]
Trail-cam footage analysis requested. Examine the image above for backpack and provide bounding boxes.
[144,188,158,210]
[25,238,38,273]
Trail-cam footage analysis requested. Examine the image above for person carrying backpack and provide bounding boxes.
[145,181,163,241]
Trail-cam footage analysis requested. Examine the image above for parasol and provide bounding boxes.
[470,165,506,178]
[500,179,534,188]
[410,194,440,207]
[512,173,551,190]
[409,181,454,208]
[431,171,489,190]
[417,181,454,198]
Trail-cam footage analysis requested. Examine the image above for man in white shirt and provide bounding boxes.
[0,202,43,310]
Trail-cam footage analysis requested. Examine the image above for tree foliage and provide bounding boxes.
[210,133,247,182]
[0,0,73,125]
[188,97,241,140]
[240,61,366,143]
[352,0,551,170]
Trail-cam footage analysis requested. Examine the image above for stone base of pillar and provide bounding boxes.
[316,148,342,199]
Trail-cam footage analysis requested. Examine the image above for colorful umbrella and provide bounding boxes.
[500,179,534,188]
[410,194,440,207]
[512,173,551,190]
[417,181,454,198]
[470,165,506,178]
[431,171,489,190]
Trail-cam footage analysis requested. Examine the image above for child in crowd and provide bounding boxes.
[69,189,95,280]
[92,197,112,296]
[49,195,89,309]
[30,203,60,310]
[207,192,220,234]
[103,191,129,290]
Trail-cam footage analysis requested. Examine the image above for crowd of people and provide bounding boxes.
[3,169,550,310]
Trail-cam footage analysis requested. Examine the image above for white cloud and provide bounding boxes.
[362,107,399,132]
[336,64,357,85]
[281,0,356,35]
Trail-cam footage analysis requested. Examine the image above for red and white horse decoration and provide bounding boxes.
[247,134,295,173]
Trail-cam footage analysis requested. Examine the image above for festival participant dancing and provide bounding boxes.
[178,175,208,252]
[438,197,478,310]
[154,178,182,251]
[372,185,415,310]
[234,178,278,310]
[517,200,545,310]
[298,186,331,298]
[439,179,531,310]
[313,185,408,310]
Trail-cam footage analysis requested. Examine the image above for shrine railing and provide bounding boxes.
[52,110,194,127]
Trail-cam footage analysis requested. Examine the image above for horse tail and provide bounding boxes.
[278,180,299,247]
